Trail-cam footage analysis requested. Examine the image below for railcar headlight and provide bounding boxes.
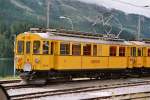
[23,63,32,72]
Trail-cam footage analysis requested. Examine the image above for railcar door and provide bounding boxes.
[136,47,144,68]
[24,35,32,71]
[40,41,53,70]
[128,47,136,68]
[15,40,25,70]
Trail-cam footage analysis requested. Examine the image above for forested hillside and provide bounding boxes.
[1,0,150,57]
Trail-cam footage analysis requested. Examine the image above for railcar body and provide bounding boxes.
[14,29,150,81]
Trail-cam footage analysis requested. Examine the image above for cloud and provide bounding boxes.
[78,0,150,17]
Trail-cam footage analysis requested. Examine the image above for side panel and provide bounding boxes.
[108,57,127,68]
[32,55,54,70]
[145,57,150,68]
[54,56,81,70]
[40,55,54,70]
[136,57,144,68]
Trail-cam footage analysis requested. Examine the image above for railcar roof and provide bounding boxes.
[22,32,150,46]
[129,41,150,46]
[33,32,133,45]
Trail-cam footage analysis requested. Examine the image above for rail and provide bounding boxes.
[10,80,150,100]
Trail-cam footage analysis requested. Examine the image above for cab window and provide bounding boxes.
[26,41,30,54]
[17,41,24,54]
[110,46,117,56]
[119,47,125,56]
[83,44,91,56]
[72,44,81,56]
[33,41,40,54]
[43,41,49,54]
[60,43,70,55]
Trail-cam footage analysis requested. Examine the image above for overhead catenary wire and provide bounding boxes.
[111,0,150,40]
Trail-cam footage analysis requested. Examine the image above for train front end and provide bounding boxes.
[14,32,54,83]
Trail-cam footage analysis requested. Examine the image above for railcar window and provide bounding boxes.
[43,41,49,54]
[33,41,40,54]
[17,41,24,54]
[110,46,117,56]
[26,41,30,54]
[131,47,136,56]
[51,42,54,54]
[138,48,142,56]
[72,44,81,56]
[148,49,150,56]
[83,44,91,56]
[60,43,70,55]
[93,45,97,56]
[119,47,125,56]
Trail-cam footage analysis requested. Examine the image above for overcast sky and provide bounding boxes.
[79,0,150,17]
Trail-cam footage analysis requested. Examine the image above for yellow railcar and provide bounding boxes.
[14,29,150,82]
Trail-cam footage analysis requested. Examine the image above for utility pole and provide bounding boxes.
[137,5,149,40]
[47,0,50,28]
[137,15,141,40]
[14,34,16,77]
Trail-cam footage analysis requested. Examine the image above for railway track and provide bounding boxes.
[3,78,150,90]
[0,79,21,84]
[10,80,150,100]
[0,79,30,90]
[3,78,116,90]
[4,84,32,90]
[0,79,31,90]
[84,92,150,100]
[3,78,92,90]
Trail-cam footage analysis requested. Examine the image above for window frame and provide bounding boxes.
[109,46,117,56]
[131,47,136,57]
[26,41,31,54]
[93,44,97,56]
[83,44,91,56]
[17,41,24,55]
[148,48,150,56]
[119,47,125,56]
[33,40,41,54]
[51,42,54,55]
[137,48,142,56]
[60,42,70,55]
[42,41,49,54]
[72,43,81,56]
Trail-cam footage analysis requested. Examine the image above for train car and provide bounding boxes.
[14,28,150,83]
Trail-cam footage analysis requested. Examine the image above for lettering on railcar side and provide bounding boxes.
[91,60,100,63]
